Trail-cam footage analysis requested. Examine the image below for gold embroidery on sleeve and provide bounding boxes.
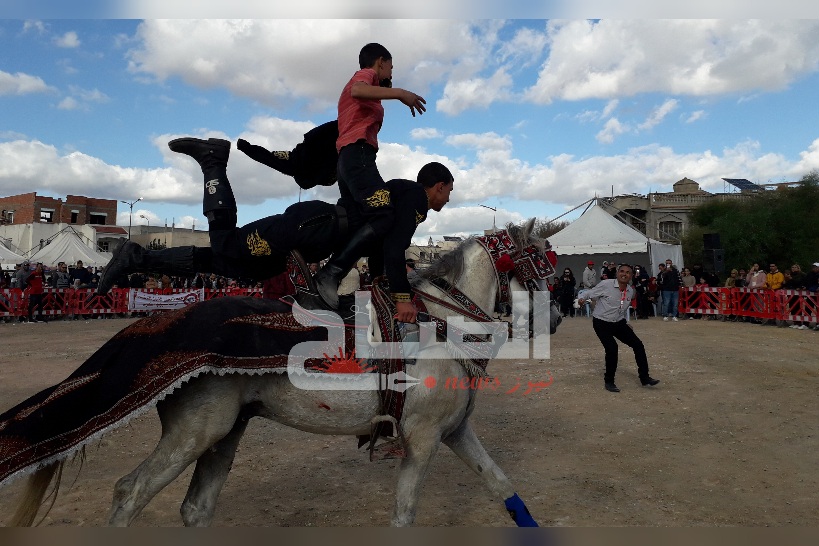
[365,189,391,208]
[247,230,272,256]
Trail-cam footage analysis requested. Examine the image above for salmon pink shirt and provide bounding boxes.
[336,68,384,152]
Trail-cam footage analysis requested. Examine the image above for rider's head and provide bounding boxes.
[418,162,454,212]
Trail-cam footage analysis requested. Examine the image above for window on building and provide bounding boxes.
[99,241,110,252]
[40,210,54,223]
[658,221,682,239]
[70,211,79,223]
[89,213,106,224]
[420,251,427,261]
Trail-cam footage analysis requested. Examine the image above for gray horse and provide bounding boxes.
[8,220,559,527]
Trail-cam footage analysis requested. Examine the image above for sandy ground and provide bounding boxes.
[0,314,817,527]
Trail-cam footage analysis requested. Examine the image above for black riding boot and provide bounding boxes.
[97,242,207,294]
[169,137,237,229]
[314,224,379,309]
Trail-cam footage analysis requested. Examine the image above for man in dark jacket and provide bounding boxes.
[659,259,682,321]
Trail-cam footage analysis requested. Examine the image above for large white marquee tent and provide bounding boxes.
[27,227,111,268]
[547,204,683,282]
[0,242,26,269]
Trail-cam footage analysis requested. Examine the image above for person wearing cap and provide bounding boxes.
[599,260,609,280]
[582,260,598,289]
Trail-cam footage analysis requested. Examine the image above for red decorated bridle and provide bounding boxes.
[412,229,557,327]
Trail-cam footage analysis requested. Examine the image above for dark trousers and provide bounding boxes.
[27,293,44,321]
[592,317,650,383]
[208,200,345,280]
[337,141,394,233]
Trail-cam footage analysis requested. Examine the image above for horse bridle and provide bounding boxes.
[412,229,556,328]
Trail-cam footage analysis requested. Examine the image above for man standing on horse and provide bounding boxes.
[98,131,453,324]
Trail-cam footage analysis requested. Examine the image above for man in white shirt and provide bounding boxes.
[579,263,660,393]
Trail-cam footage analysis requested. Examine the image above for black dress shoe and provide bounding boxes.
[641,378,660,387]
[605,382,620,392]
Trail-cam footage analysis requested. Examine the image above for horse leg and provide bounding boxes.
[443,419,538,526]
[391,428,443,527]
[179,414,249,526]
[108,378,243,526]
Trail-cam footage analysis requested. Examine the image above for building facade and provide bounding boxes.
[0,192,117,227]
[603,177,757,243]
[0,192,127,256]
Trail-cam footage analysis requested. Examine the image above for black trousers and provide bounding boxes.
[337,141,394,234]
[27,293,44,321]
[592,317,650,383]
[208,200,348,281]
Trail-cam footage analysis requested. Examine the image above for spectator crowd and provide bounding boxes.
[4,254,819,330]
[548,257,819,331]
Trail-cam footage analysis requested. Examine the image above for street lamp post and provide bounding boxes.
[121,197,143,240]
[139,214,150,228]
[479,204,497,233]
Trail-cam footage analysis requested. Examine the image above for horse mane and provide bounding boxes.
[416,218,542,283]
[506,218,546,253]
[416,236,474,282]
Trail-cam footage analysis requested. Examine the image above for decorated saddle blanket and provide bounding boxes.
[0,295,367,487]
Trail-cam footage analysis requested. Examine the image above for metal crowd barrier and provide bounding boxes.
[0,287,263,319]
[2,286,816,324]
[678,286,817,324]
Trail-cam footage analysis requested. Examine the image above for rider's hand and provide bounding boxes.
[399,90,426,117]
[237,138,251,152]
[394,301,418,323]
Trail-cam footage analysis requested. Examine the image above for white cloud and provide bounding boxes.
[0,70,54,95]
[445,132,511,152]
[437,68,513,116]
[0,130,28,140]
[410,127,442,140]
[68,85,110,103]
[56,86,111,111]
[57,97,79,110]
[638,99,679,131]
[127,20,485,110]
[685,110,707,123]
[525,20,819,104]
[4,123,819,240]
[601,99,619,118]
[22,20,45,34]
[0,140,185,203]
[596,118,629,144]
[414,205,527,242]
[54,31,80,48]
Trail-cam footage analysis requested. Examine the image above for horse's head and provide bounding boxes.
[495,218,561,337]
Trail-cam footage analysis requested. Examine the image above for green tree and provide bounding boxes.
[682,170,819,271]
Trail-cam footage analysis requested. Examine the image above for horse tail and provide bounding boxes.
[8,461,63,527]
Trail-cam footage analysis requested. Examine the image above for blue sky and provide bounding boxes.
[3,10,819,243]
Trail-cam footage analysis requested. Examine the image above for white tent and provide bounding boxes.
[0,242,26,268]
[548,204,683,282]
[27,227,110,268]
